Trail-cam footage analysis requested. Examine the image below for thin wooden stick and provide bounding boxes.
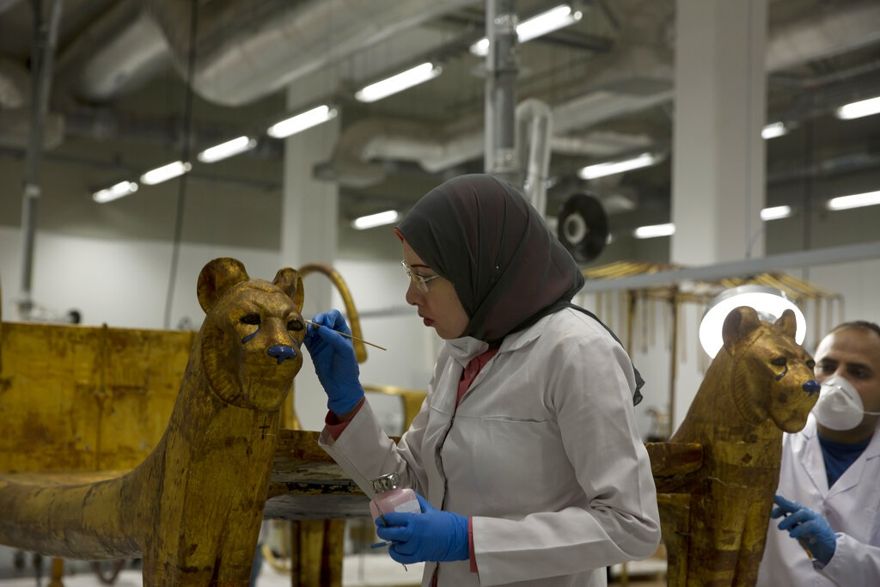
[305,320,387,351]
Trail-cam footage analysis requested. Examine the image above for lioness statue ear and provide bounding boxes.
[272,268,304,313]
[774,309,797,340]
[722,306,762,353]
[197,258,250,313]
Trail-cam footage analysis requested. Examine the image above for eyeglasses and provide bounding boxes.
[401,260,440,293]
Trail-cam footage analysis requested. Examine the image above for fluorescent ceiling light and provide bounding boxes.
[352,210,399,230]
[699,285,806,358]
[827,190,880,211]
[267,105,337,139]
[761,122,787,140]
[633,223,675,239]
[578,152,658,180]
[197,136,257,163]
[140,161,191,186]
[355,63,442,103]
[760,205,792,221]
[471,38,490,56]
[470,4,583,56]
[93,180,138,204]
[836,96,880,120]
[517,4,583,42]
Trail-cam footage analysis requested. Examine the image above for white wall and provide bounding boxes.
[0,227,436,432]
[0,226,283,328]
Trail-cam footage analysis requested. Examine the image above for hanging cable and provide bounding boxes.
[163,0,200,329]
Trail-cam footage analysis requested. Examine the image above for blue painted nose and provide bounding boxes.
[803,380,820,395]
[267,345,297,364]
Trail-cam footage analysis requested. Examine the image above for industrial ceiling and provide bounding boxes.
[1,0,879,253]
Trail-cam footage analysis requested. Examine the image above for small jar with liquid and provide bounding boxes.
[369,472,421,520]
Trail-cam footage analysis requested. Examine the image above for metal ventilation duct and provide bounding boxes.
[144,0,479,106]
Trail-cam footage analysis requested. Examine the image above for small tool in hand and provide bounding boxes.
[305,320,387,351]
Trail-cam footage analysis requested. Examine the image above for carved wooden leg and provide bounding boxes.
[48,558,64,587]
[657,493,690,587]
[733,498,773,586]
[289,520,344,587]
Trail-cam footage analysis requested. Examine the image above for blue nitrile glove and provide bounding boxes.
[375,494,469,564]
[772,494,837,565]
[303,309,364,417]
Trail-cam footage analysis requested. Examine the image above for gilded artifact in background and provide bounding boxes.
[647,307,820,586]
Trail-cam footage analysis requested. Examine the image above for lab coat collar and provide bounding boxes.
[445,336,490,367]
[796,416,829,495]
[444,313,552,367]
[796,415,880,498]
[498,313,550,353]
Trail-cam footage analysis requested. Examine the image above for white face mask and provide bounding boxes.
[813,374,880,431]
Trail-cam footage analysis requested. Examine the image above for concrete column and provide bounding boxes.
[672,0,767,264]
[280,88,340,430]
[670,0,768,429]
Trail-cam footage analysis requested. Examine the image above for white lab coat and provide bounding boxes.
[757,415,880,586]
[320,308,660,586]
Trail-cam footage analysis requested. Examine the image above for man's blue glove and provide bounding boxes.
[375,494,469,564]
[303,309,364,417]
[772,494,837,565]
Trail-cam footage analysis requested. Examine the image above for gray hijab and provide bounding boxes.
[398,174,584,343]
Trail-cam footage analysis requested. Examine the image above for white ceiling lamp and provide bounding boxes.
[140,161,192,186]
[579,152,658,180]
[836,96,880,120]
[355,62,442,103]
[352,210,400,230]
[267,105,337,139]
[760,205,792,221]
[761,122,787,140]
[699,285,806,358]
[826,190,880,211]
[633,222,675,239]
[470,4,583,56]
[93,180,138,204]
[197,136,257,163]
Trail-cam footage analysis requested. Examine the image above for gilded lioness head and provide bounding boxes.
[723,306,820,433]
[196,258,305,411]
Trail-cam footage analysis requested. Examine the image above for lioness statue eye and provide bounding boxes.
[770,357,787,367]
[287,319,304,331]
[240,313,261,325]
[806,359,816,369]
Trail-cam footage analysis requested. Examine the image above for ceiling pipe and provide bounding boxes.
[19,0,64,319]
[144,0,480,107]
[766,1,880,73]
[516,98,553,217]
[54,0,147,103]
[0,0,23,15]
[67,0,880,112]
[483,0,518,181]
[320,82,669,188]
[321,1,880,182]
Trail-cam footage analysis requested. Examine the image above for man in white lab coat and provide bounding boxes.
[757,321,880,586]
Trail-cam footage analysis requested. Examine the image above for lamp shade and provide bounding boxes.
[698,285,806,358]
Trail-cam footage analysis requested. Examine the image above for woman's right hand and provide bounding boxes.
[304,309,364,416]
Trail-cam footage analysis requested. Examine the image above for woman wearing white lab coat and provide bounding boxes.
[757,323,880,586]
[306,174,660,586]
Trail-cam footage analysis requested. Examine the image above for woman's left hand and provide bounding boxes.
[375,494,469,564]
